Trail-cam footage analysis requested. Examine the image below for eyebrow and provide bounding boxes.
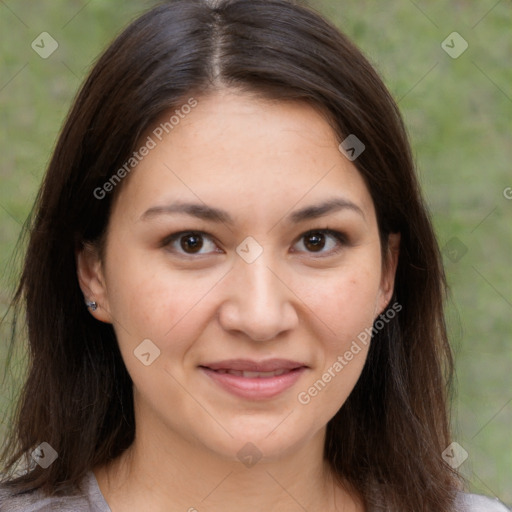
[139,197,365,225]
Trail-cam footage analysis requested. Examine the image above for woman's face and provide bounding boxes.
[78,90,399,462]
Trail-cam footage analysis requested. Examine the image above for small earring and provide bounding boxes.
[85,300,98,312]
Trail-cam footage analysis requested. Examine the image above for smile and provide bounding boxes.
[199,359,308,400]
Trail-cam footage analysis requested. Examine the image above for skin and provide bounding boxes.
[77,89,400,512]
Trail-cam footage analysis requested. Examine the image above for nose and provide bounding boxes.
[217,254,299,342]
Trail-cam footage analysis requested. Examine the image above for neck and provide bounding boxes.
[94,410,362,511]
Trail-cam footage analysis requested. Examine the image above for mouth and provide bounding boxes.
[206,368,294,378]
[198,359,309,400]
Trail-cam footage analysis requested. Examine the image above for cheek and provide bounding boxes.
[300,262,381,348]
[104,245,226,355]
[294,267,378,420]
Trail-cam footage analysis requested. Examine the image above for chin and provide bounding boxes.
[198,419,318,465]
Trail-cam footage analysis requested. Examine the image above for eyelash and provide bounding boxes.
[161,229,348,258]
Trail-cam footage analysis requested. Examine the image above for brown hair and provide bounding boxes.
[1,0,460,509]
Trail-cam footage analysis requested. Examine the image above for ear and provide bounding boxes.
[375,232,401,317]
[76,242,112,323]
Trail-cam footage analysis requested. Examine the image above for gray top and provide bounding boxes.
[0,471,110,511]
[0,470,509,511]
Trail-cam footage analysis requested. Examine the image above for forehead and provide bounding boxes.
[110,90,376,227]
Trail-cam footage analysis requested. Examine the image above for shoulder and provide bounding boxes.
[456,491,510,512]
[0,471,111,512]
[0,486,84,511]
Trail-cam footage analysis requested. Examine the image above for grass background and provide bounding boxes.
[0,0,510,506]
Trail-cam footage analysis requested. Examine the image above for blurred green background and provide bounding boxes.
[0,0,510,506]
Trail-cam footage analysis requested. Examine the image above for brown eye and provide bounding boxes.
[163,231,219,256]
[180,233,204,253]
[293,229,347,256]
[304,232,326,252]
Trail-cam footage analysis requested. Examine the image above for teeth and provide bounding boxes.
[216,369,290,378]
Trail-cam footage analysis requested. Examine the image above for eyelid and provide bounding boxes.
[291,228,348,257]
[161,230,222,254]
[297,228,348,244]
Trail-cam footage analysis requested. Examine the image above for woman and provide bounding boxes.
[0,0,508,510]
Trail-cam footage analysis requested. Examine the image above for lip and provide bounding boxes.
[199,359,309,400]
[202,358,307,372]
